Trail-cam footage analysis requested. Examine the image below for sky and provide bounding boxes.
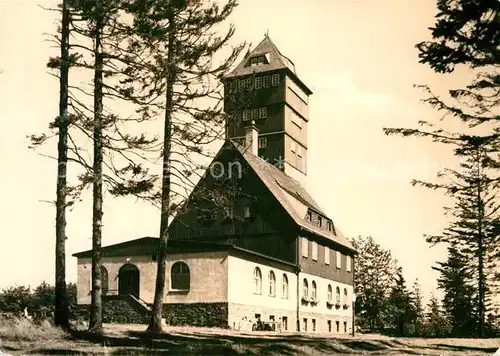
[0,0,475,302]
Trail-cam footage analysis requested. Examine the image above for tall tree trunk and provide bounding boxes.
[476,147,485,338]
[88,12,104,334]
[54,0,70,329]
[147,8,176,334]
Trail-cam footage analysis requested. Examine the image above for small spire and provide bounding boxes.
[265,29,269,37]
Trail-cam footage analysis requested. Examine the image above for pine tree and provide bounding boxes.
[383,1,500,337]
[410,279,425,336]
[351,236,399,331]
[425,294,450,337]
[123,0,245,333]
[388,267,416,337]
[434,246,477,337]
[33,0,160,333]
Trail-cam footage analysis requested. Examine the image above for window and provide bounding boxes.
[303,278,308,297]
[301,237,308,257]
[259,107,267,118]
[263,75,270,87]
[282,316,288,331]
[291,141,296,153]
[246,78,253,90]
[325,246,330,265]
[328,320,332,333]
[230,80,237,92]
[336,251,342,269]
[254,267,262,294]
[281,274,289,299]
[344,321,347,333]
[171,261,190,290]
[238,79,246,92]
[255,77,262,89]
[312,241,318,261]
[268,271,276,297]
[335,286,341,303]
[343,288,348,304]
[271,74,280,86]
[327,221,333,232]
[307,211,312,221]
[243,110,250,121]
[327,284,332,302]
[311,281,317,300]
[244,203,251,218]
[336,321,340,333]
[317,216,322,227]
[312,319,316,332]
[297,145,302,157]
[252,108,259,119]
[258,56,265,65]
[303,318,308,331]
[258,137,267,148]
[250,57,258,66]
[347,255,352,272]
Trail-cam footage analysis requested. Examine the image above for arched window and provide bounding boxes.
[335,286,341,303]
[254,267,262,294]
[268,270,276,297]
[343,288,348,304]
[327,284,332,302]
[311,281,317,300]
[281,274,289,299]
[171,261,190,291]
[100,266,109,295]
[303,278,308,298]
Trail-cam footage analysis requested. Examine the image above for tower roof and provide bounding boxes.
[225,35,313,95]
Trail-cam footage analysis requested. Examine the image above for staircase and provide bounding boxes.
[128,294,152,314]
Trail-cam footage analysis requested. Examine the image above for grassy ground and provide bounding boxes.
[0,318,498,355]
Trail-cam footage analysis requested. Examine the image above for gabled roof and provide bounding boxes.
[225,35,313,95]
[229,140,355,251]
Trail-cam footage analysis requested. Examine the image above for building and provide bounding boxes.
[73,35,357,334]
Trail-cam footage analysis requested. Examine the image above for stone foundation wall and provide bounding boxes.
[300,311,352,334]
[76,299,150,324]
[163,302,228,327]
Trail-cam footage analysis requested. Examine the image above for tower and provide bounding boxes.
[223,35,313,185]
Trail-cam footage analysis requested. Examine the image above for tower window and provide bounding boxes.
[259,107,267,118]
[307,211,312,221]
[271,74,280,86]
[242,110,250,121]
[317,216,322,227]
[252,108,259,119]
[255,77,262,89]
[263,76,270,87]
[258,137,267,148]
[258,56,265,65]
[246,78,253,90]
[327,221,333,231]
[250,57,258,66]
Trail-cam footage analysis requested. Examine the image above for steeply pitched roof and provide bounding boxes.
[226,35,295,78]
[225,35,313,95]
[229,141,355,251]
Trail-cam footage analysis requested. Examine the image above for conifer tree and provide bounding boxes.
[433,246,478,337]
[351,236,399,331]
[383,0,500,337]
[425,294,450,337]
[410,279,425,336]
[123,0,244,333]
[33,0,160,333]
[388,267,415,336]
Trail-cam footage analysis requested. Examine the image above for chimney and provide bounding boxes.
[245,120,259,156]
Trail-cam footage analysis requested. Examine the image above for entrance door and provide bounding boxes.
[118,264,140,297]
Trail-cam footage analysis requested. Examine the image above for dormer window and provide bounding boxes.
[249,56,267,67]
[317,216,322,227]
[307,211,312,221]
[327,221,333,232]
